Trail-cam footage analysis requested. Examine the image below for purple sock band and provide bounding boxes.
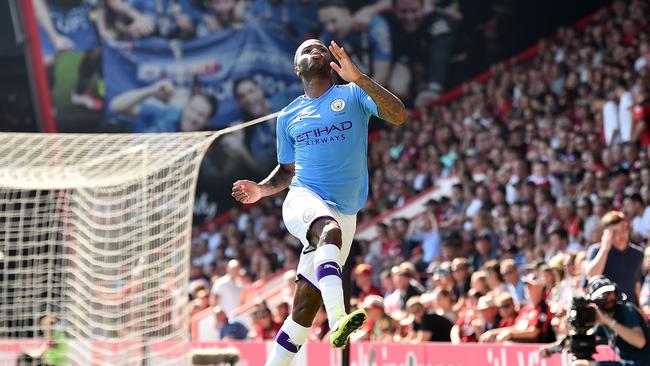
[276,330,301,353]
[316,261,341,281]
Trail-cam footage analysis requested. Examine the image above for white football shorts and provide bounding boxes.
[282,186,357,291]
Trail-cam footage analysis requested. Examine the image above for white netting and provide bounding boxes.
[0,132,217,365]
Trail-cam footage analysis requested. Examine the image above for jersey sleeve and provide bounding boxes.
[368,16,392,62]
[276,112,295,164]
[349,83,379,119]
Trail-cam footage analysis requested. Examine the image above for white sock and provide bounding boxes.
[264,317,310,366]
[315,244,345,329]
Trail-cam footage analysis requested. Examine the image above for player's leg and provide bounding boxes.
[309,217,366,348]
[264,279,321,366]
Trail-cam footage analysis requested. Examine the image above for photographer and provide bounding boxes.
[588,276,650,365]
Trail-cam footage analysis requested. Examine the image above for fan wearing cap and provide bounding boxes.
[479,273,555,343]
[352,264,382,303]
[352,295,395,342]
[474,296,502,337]
[586,211,645,306]
[588,276,650,365]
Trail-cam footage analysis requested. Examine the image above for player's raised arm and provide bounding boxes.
[232,163,295,204]
[328,41,407,125]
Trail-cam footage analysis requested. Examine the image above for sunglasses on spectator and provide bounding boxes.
[499,302,513,309]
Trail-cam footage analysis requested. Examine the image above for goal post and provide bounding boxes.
[0,132,217,365]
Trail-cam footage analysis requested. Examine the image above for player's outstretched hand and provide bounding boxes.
[232,180,262,204]
[328,41,363,83]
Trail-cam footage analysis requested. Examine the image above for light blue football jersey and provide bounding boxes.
[276,83,378,215]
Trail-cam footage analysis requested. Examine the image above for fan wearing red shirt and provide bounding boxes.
[495,292,519,328]
[479,273,555,343]
[353,264,382,303]
[251,306,282,341]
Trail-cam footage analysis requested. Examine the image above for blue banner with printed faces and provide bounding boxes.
[103,21,303,130]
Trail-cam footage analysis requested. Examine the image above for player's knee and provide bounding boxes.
[319,221,342,246]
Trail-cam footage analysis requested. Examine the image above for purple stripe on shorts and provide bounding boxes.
[296,273,320,294]
[276,330,301,353]
[316,261,341,281]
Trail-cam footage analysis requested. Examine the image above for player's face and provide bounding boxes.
[394,0,423,33]
[294,40,331,79]
[181,96,212,131]
[235,80,266,118]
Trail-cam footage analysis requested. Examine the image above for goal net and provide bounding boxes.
[0,132,216,365]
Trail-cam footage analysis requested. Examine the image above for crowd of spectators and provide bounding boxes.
[188,0,650,343]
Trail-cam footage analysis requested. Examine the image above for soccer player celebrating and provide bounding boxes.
[232,39,407,365]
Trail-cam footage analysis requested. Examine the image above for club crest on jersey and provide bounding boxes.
[330,98,345,112]
[302,208,316,223]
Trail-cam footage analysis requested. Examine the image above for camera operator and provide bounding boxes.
[587,211,644,306]
[588,276,650,365]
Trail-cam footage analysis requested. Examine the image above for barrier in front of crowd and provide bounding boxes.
[0,339,619,365]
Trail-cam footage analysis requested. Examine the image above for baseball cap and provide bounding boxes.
[353,263,373,276]
[522,273,544,287]
[362,295,384,310]
[588,276,617,300]
[477,296,496,310]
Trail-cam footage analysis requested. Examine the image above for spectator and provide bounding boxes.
[250,304,282,341]
[450,288,482,343]
[318,0,392,86]
[617,80,634,143]
[109,79,217,133]
[470,232,497,270]
[212,307,248,340]
[623,193,650,243]
[494,292,519,328]
[474,296,502,338]
[384,263,423,315]
[483,260,508,296]
[210,259,244,313]
[480,273,555,343]
[433,287,457,324]
[402,296,453,342]
[352,263,382,302]
[451,257,471,299]
[353,295,395,342]
[500,259,525,306]
[587,211,645,306]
